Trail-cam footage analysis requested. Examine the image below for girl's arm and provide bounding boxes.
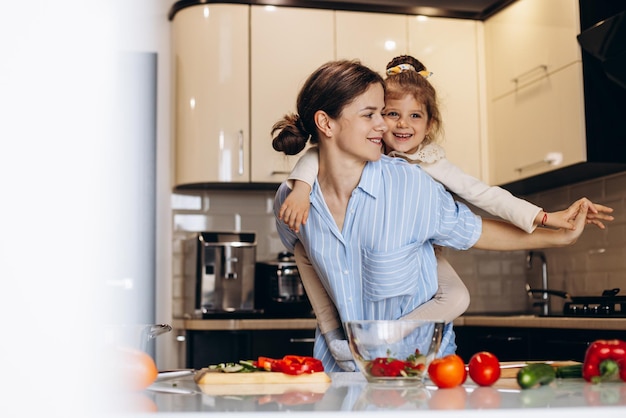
[279,147,320,232]
[475,200,590,250]
[422,156,613,232]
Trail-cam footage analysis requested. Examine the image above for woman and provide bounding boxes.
[272,60,590,372]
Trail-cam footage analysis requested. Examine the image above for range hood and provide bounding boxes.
[577,10,626,90]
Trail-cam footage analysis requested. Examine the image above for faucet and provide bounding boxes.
[526,250,549,316]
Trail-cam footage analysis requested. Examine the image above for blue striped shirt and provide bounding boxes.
[274,155,482,371]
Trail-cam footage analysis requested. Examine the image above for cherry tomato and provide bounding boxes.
[428,354,467,388]
[468,351,501,387]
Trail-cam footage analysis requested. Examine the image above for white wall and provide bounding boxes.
[0,0,175,413]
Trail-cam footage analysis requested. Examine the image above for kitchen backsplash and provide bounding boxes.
[171,171,626,318]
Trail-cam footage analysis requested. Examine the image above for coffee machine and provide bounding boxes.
[182,231,258,318]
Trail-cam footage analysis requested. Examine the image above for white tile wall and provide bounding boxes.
[171,171,626,317]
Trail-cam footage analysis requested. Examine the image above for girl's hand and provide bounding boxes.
[279,181,311,233]
[540,197,614,230]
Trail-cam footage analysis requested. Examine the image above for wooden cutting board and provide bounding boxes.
[498,360,581,379]
[195,369,331,385]
[194,370,332,396]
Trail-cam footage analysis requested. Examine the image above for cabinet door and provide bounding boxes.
[185,330,252,369]
[408,17,483,180]
[251,329,315,359]
[455,326,531,362]
[489,63,586,185]
[172,4,250,186]
[250,6,334,183]
[335,11,408,76]
[485,0,581,99]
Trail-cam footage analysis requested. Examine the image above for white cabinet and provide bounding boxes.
[335,11,408,76]
[484,0,586,185]
[490,64,586,185]
[171,4,334,187]
[250,6,334,183]
[408,17,483,181]
[171,4,250,186]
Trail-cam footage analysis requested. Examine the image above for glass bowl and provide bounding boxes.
[345,320,444,385]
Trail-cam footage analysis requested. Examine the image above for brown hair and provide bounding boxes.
[384,55,443,147]
[272,60,385,155]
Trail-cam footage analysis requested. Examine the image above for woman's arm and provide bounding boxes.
[474,201,589,250]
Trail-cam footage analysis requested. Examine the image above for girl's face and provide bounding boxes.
[331,83,387,162]
[382,94,431,155]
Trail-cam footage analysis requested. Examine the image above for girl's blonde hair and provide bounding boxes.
[384,55,443,147]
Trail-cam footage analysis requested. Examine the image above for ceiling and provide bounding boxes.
[305,0,518,19]
[169,1,519,21]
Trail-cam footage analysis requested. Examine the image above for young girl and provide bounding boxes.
[278,56,613,370]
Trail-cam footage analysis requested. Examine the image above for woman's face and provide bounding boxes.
[331,83,387,162]
[382,94,431,155]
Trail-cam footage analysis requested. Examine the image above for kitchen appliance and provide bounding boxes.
[526,286,626,317]
[255,252,314,318]
[182,231,259,318]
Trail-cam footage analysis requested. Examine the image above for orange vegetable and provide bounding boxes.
[114,346,159,391]
[428,354,467,389]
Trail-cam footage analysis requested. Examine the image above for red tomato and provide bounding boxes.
[468,351,501,387]
[428,354,467,388]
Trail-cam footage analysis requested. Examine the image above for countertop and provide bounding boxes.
[173,315,626,331]
[117,371,626,417]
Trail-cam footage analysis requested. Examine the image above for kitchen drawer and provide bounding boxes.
[455,326,626,362]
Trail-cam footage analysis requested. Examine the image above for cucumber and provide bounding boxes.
[517,363,556,389]
[555,363,583,379]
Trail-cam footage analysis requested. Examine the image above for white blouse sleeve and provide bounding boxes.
[421,157,542,233]
[286,146,319,189]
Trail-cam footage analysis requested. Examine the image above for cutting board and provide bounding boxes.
[194,370,332,396]
[497,360,581,379]
[195,369,331,385]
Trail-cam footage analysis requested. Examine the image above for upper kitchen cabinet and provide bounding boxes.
[408,17,483,181]
[335,11,408,76]
[485,0,585,186]
[171,4,250,187]
[250,6,334,183]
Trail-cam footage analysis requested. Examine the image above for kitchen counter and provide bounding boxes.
[173,315,626,331]
[454,315,626,331]
[119,371,626,417]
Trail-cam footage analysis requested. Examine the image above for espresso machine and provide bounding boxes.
[182,231,258,318]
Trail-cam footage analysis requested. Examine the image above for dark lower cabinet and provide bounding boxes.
[454,326,626,362]
[186,329,315,369]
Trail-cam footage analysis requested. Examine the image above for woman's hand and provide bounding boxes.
[538,197,614,230]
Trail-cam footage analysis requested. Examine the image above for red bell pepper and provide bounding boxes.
[582,339,626,384]
[257,355,324,375]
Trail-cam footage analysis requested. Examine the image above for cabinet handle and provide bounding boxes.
[290,338,315,343]
[271,170,290,175]
[238,130,244,176]
[511,64,548,84]
[515,152,563,173]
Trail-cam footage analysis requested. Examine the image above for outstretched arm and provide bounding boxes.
[537,197,614,230]
[475,201,589,250]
